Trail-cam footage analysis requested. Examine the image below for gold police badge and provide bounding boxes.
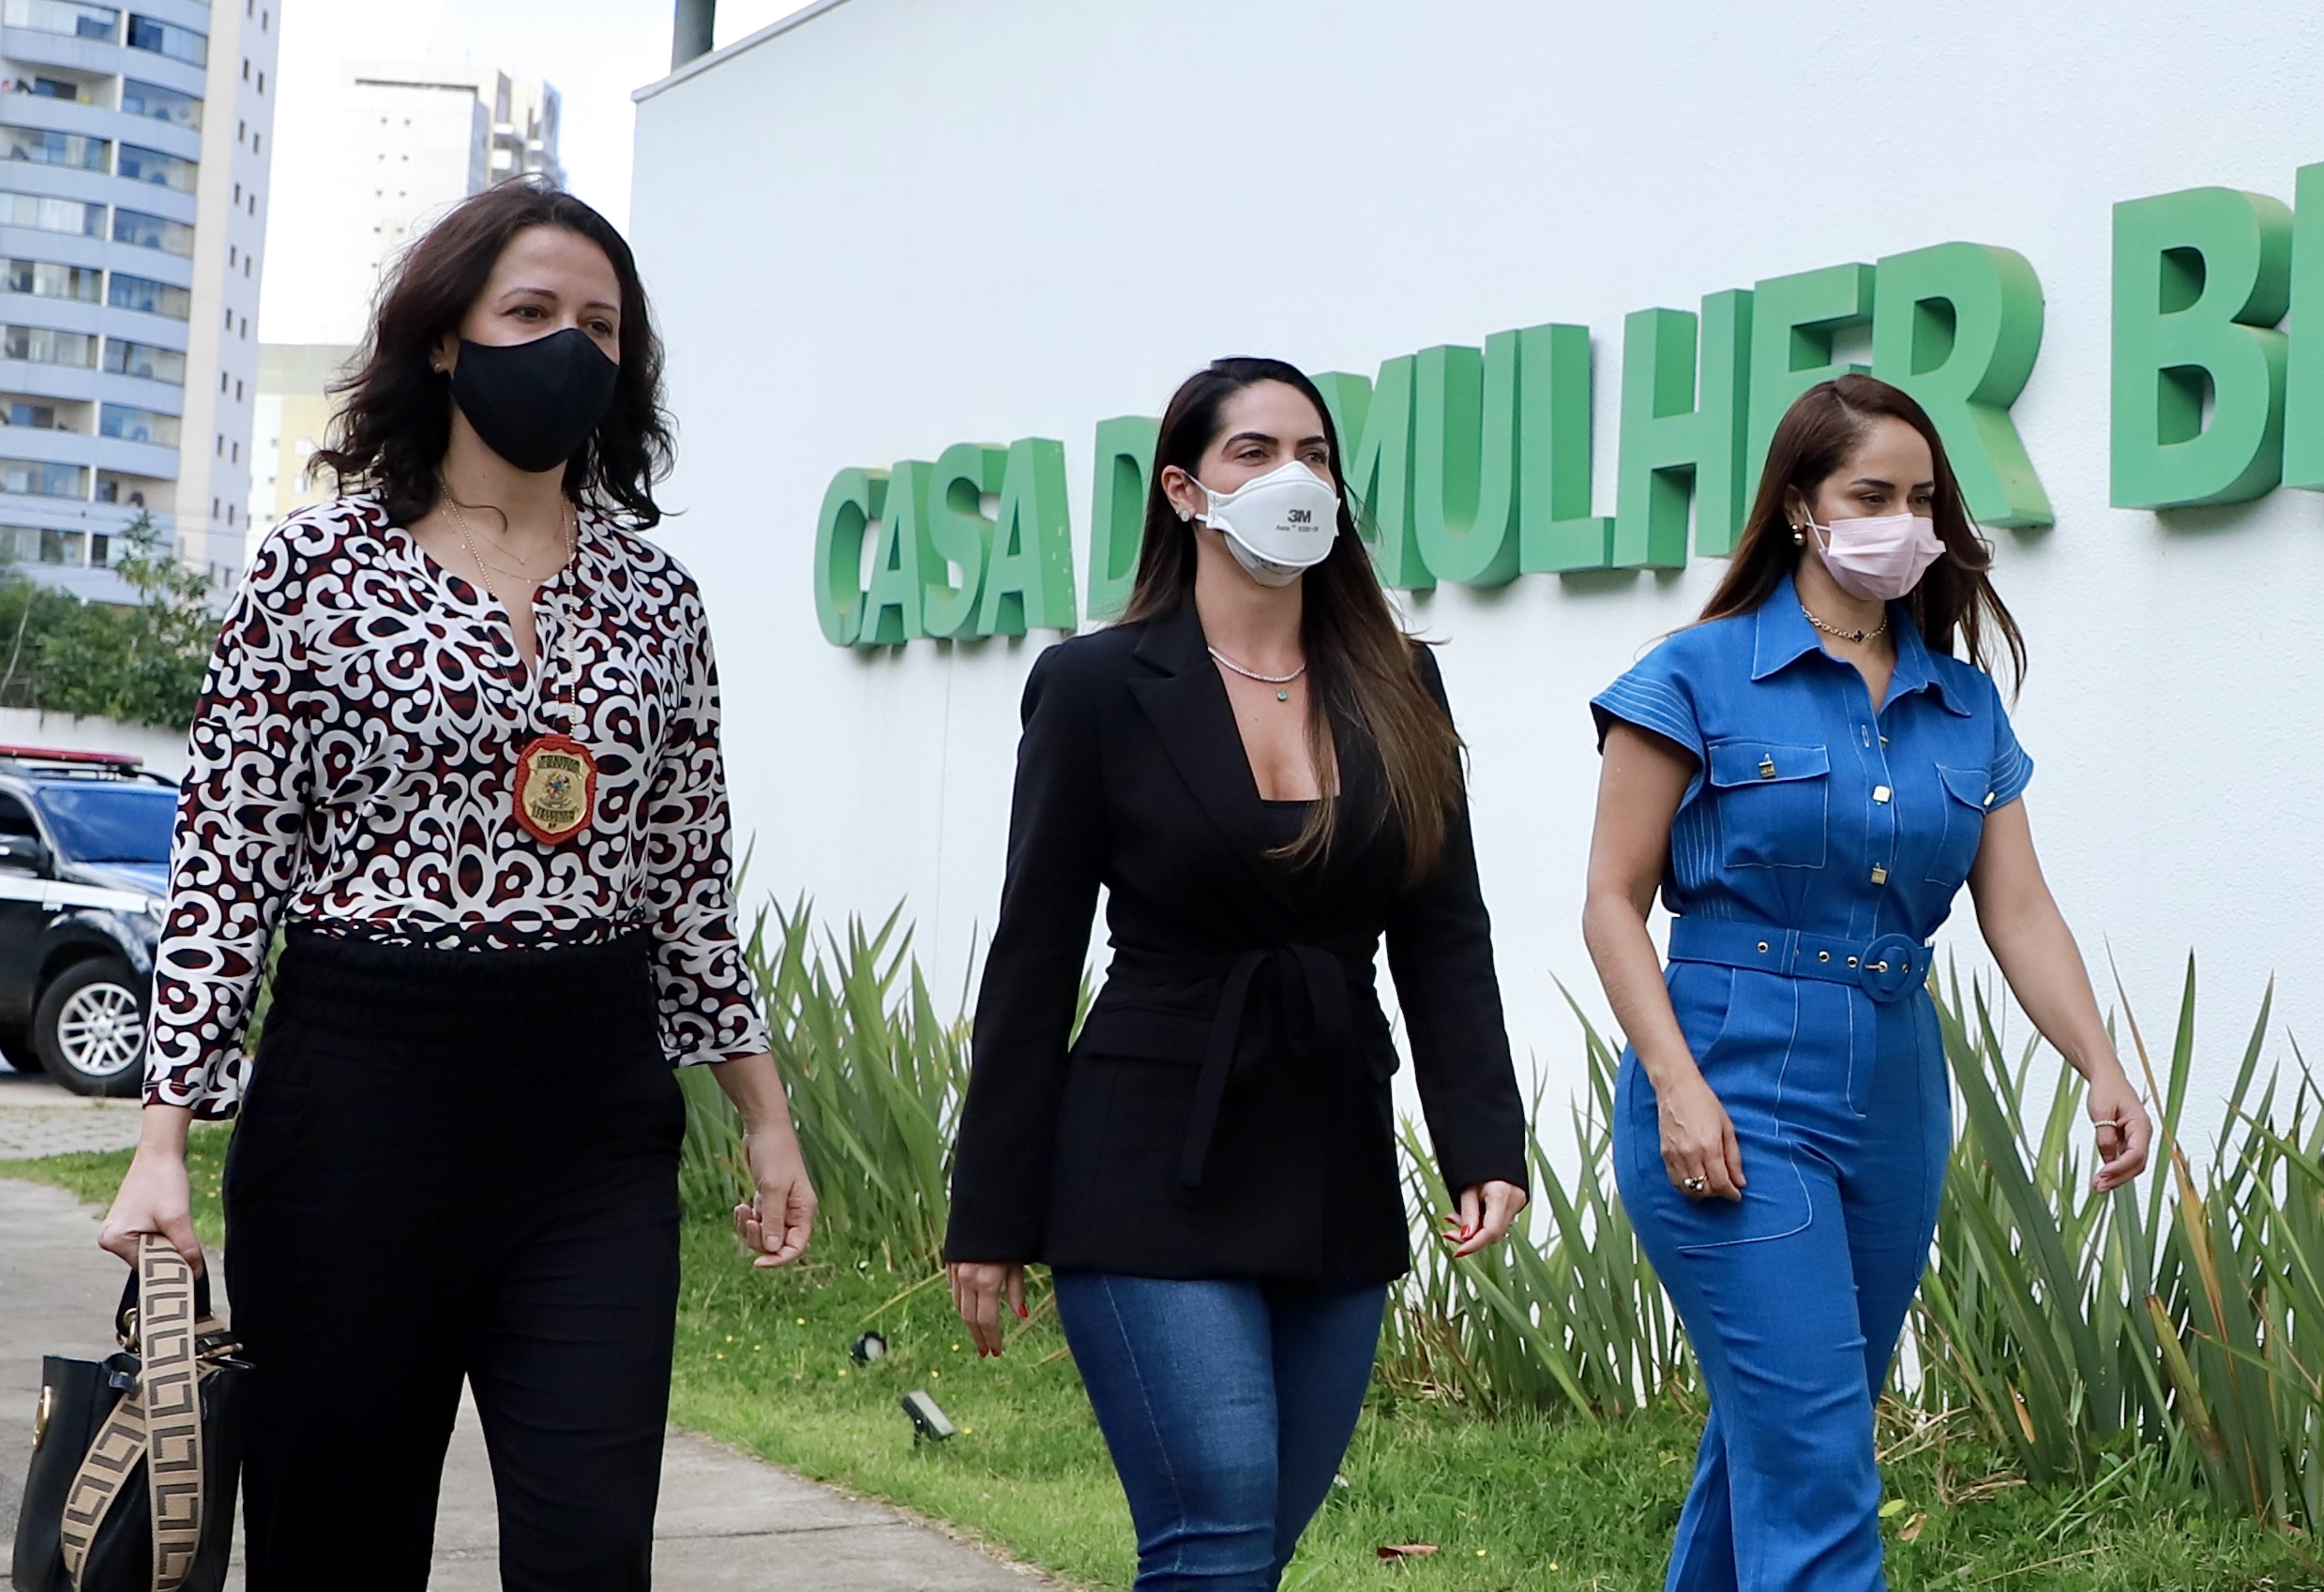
[511,731,596,845]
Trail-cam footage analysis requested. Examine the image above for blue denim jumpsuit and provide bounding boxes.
[1592,578,2031,1592]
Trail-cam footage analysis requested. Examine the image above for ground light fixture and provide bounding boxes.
[901,1389,956,1443]
[850,1329,887,1363]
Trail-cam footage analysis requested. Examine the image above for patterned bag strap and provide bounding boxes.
[136,1238,205,1592]
[54,1238,205,1592]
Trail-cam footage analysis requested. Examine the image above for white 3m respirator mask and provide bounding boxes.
[1187,459,1342,587]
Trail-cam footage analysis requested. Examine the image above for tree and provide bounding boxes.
[35,513,218,729]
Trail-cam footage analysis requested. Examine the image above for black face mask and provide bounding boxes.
[448,327,619,473]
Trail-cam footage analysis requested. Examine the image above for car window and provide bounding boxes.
[31,783,176,864]
[0,793,35,836]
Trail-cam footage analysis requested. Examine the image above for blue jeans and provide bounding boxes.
[1053,1272,1387,1591]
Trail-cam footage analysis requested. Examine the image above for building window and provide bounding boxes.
[4,258,99,303]
[103,338,183,384]
[1,324,96,368]
[2,127,109,172]
[111,207,195,256]
[25,77,81,102]
[0,191,100,237]
[120,79,202,131]
[0,399,60,429]
[233,378,241,400]
[251,130,260,155]
[1,0,119,42]
[0,458,85,499]
[256,70,264,93]
[99,401,178,447]
[125,13,205,67]
[226,503,234,525]
[106,272,190,320]
[116,143,197,194]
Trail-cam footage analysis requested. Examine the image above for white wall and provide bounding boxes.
[0,709,189,781]
[629,0,2324,1153]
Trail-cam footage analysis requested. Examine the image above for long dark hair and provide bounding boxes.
[310,178,673,530]
[1701,373,2025,686]
[1122,356,1465,884]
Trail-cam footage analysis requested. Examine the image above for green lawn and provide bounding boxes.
[8,1144,2315,1591]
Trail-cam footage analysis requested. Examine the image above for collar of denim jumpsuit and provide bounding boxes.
[1748,572,1974,718]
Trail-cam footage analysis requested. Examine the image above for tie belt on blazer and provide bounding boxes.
[1667,916,1933,1005]
[1108,943,1390,1189]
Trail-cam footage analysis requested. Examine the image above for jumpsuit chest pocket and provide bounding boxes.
[1924,764,1992,885]
[1707,741,1830,870]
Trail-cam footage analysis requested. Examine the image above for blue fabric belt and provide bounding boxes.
[1667,917,1931,1004]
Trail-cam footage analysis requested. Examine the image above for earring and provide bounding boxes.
[1790,526,1805,546]
[1178,508,1191,523]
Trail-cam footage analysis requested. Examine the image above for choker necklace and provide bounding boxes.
[1800,601,1888,646]
[1208,646,1305,702]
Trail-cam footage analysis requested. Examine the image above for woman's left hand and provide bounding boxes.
[1445,1179,1528,1258]
[732,1115,817,1269]
[2087,1067,2153,1193]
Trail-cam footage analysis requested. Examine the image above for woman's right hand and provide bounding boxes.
[98,1109,202,1271]
[1656,1068,1746,1202]
[948,1261,1026,1358]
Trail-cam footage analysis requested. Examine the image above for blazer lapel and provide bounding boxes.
[1126,601,1303,918]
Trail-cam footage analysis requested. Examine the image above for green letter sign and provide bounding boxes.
[1086,415,1158,621]
[922,443,1007,639]
[1747,263,1875,498]
[977,438,1078,637]
[1517,323,1615,573]
[1411,339,1519,586]
[2282,162,2324,491]
[1614,291,1754,566]
[1871,243,2052,528]
[858,458,928,645]
[1317,356,1433,590]
[2111,186,2292,508]
[812,466,883,646]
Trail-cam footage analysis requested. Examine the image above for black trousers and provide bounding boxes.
[222,925,687,1592]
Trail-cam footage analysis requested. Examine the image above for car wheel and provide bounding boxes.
[35,958,147,1099]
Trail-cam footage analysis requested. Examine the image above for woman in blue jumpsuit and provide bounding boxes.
[1584,375,2152,1592]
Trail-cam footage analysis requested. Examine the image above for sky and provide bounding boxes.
[259,0,813,343]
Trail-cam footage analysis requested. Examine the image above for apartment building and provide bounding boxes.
[249,61,562,532]
[0,0,276,595]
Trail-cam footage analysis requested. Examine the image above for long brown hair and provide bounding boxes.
[1701,373,2025,687]
[310,178,673,531]
[1122,357,1465,885]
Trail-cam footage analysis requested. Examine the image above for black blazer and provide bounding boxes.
[943,599,1528,1284]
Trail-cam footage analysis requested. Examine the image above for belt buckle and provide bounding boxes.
[1856,933,1923,1002]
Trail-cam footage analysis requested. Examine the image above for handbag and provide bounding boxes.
[12,1235,249,1592]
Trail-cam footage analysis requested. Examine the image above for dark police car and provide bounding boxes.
[0,745,174,1097]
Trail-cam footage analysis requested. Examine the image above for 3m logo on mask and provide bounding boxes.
[1288,508,1315,524]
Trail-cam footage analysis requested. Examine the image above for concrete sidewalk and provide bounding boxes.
[0,1104,1062,1589]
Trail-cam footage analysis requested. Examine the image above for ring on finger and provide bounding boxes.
[1682,1175,1708,1195]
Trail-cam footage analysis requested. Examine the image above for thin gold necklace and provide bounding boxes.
[1800,600,1888,647]
[443,493,576,596]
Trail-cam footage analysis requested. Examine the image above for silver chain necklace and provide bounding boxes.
[1207,645,1305,702]
[1799,601,1888,646]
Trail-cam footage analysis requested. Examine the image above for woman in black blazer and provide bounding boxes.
[947,356,1529,1591]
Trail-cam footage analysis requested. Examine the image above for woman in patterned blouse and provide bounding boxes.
[98,178,814,1590]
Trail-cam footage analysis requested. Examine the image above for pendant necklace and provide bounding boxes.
[445,493,596,845]
[1208,645,1305,702]
[1799,600,1889,647]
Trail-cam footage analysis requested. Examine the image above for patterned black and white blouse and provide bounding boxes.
[145,494,770,1117]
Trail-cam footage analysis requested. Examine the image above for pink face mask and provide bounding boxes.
[1805,513,1946,601]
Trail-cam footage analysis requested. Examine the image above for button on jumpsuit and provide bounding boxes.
[1592,578,2032,1592]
